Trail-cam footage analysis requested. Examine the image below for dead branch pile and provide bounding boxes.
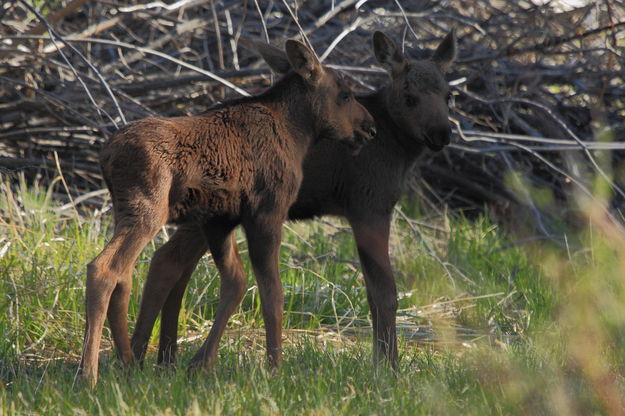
[1,0,624,231]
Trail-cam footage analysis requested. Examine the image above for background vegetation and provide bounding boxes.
[1,0,625,414]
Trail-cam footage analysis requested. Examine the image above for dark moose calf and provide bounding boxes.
[131,30,457,369]
[80,40,375,387]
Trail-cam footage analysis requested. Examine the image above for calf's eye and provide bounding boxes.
[405,94,418,107]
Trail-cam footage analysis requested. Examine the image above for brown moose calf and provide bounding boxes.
[130,30,457,370]
[79,40,375,387]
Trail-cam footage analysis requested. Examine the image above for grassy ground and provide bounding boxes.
[1,177,624,415]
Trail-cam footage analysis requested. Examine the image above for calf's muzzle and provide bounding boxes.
[424,124,451,151]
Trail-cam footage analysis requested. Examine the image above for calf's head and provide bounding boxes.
[373,30,457,151]
[257,40,376,151]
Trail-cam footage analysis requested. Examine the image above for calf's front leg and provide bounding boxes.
[244,217,285,368]
[187,224,247,370]
[349,216,398,367]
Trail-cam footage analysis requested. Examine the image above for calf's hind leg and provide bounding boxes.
[80,199,168,387]
[130,225,208,364]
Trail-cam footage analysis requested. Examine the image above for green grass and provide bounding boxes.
[1,177,624,415]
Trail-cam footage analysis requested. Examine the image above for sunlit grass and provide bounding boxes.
[1,176,624,414]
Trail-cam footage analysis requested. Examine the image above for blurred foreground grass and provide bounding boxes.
[0,177,624,415]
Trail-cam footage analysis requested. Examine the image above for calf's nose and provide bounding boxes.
[365,123,377,139]
[426,125,451,146]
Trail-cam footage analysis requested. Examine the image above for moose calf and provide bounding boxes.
[130,30,457,369]
[80,40,375,386]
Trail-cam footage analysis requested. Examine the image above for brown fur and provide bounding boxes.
[79,40,375,387]
[131,30,457,369]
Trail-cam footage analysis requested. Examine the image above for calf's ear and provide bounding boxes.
[372,31,406,78]
[255,41,291,74]
[432,29,457,73]
[285,40,323,87]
